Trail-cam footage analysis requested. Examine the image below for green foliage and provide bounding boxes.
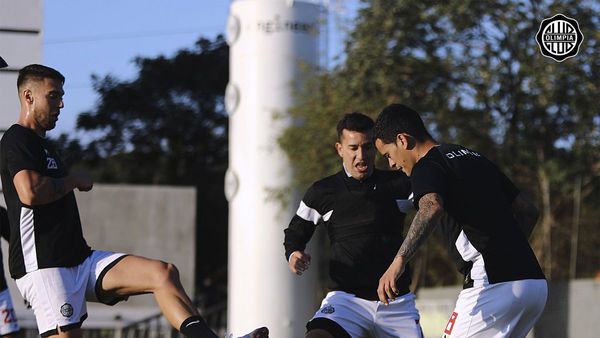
[53,36,230,294]
[71,36,229,184]
[280,0,599,284]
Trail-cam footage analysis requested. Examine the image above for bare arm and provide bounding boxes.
[377,192,446,304]
[397,192,446,260]
[13,169,93,206]
[511,192,539,238]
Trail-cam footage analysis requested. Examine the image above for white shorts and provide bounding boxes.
[15,250,127,337]
[0,288,19,336]
[308,290,423,338]
[442,279,547,338]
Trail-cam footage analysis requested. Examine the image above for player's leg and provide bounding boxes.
[498,279,547,337]
[442,291,473,337]
[442,280,547,338]
[374,292,423,338]
[0,288,21,338]
[305,291,373,338]
[95,254,214,337]
[94,253,268,338]
[305,328,334,338]
[100,255,195,323]
[49,329,82,338]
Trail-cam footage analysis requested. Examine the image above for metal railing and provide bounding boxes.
[17,302,228,338]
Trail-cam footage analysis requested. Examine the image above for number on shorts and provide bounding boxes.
[444,311,458,335]
[2,308,16,324]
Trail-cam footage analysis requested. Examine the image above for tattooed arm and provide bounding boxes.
[397,192,446,259]
[511,192,539,238]
[377,192,446,304]
[13,169,93,206]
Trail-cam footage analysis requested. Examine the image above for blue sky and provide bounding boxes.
[43,0,358,137]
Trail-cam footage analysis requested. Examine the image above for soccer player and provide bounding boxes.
[0,64,267,338]
[373,104,547,337]
[0,207,20,338]
[0,55,21,338]
[284,113,423,338]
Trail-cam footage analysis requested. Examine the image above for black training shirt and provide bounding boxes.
[0,124,91,279]
[411,144,545,285]
[284,168,413,300]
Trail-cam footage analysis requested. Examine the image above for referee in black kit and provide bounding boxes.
[373,104,546,338]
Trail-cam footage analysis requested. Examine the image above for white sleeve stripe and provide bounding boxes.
[323,210,333,222]
[296,200,332,225]
[20,206,38,273]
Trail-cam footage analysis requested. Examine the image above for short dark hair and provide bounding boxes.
[336,112,374,140]
[17,64,65,89]
[373,104,433,144]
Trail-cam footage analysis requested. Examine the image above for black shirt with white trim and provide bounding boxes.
[284,168,413,300]
[410,144,545,285]
[0,124,91,279]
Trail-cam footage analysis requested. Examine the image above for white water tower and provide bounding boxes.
[225,1,324,337]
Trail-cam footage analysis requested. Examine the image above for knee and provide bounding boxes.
[151,261,181,288]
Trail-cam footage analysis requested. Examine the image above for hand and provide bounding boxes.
[377,256,406,305]
[288,250,311,275]
[71,171,93,192]
[246,327,268,338]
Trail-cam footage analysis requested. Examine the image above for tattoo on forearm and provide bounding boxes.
[397,193,444,260]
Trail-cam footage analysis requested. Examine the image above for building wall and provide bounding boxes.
[0,0,44,131]
[2,184,196,327]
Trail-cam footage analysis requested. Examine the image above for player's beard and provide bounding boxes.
[33,109,57,131]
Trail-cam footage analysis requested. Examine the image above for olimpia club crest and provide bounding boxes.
[536,14,584,62]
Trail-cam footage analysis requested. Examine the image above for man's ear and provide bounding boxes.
[335,142,343,157]
[396,134,408,150]
[397,133,415,150]
[23,89,33,104]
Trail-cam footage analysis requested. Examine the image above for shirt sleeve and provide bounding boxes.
[3,133,42,178]
[283,184,331,261]
[410,158,450,209]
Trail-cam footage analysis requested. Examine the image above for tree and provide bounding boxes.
[280,0,599,284]
[55,36,231,296]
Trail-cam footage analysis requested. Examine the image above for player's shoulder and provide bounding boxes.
[373,168,407,181]
[373,168,411,196]
[1,124,34,144]
[304,171,344,198]
[436,143,483,159]
[299,171,343,207]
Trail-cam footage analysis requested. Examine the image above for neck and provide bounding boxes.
[18,111,45,137]
[414,139,438,162]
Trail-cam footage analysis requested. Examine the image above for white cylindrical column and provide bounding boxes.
[226,1,323,337]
